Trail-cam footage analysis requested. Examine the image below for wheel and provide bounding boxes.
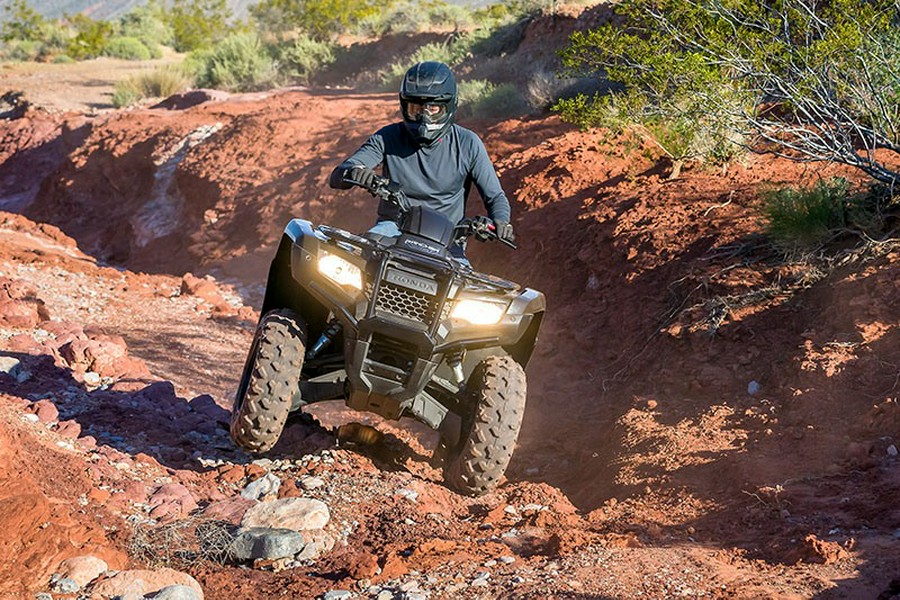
[443,355,527,496]
[230,309,306,453]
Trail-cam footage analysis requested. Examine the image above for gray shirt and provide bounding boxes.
[332,123,511,225]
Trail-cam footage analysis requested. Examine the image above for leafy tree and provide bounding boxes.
[65,14,113,59]
[1,0,47,42]
[250,0,388,40]
[556,0,900,186]
[117,0,174,49]
[168,0,232,52]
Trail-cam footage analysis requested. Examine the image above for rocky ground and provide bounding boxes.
[1,6,900,600]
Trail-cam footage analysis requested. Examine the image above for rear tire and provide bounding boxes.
[443,355,527,496]
[230,309,306,453]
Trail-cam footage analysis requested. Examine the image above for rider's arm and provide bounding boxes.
[328,130,387,190]
[467,134,511,223]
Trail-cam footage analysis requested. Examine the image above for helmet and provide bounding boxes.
[399,61,457,145]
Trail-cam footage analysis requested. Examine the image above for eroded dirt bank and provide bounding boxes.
[0,85,899,599]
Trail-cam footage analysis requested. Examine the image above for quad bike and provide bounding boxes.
[230,174,545,495]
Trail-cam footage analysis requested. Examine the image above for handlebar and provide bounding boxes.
[455,218,517,249]
[344,171,515,249]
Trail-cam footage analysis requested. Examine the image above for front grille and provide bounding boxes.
[375,282,438,323]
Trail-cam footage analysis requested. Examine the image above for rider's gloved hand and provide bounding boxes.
[494,221,515,244]
[348,165,378,190]
[472,215,493,241]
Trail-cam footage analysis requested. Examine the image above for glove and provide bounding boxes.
[494,221,515,244]
[348,165,378,190]
[472,215,493,241]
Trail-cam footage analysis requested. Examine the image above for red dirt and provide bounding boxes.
[1,14,900,600]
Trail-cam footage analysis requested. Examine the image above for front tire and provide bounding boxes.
[443,356,527,496]
[230,309,306,453]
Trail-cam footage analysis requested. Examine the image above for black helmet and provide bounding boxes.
[399,61,457,145]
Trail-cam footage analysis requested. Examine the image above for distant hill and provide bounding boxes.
[2,0,490,22]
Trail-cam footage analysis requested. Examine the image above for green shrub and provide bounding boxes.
[192,32,276,91]
[168,0,232,52]
[66,14,113,60]
[112,65,193,107]
[357,0,472,36]
[763,178,857,248]
[378,33,481,90]
[1,0,46,42]
[458,79,528,120]
[251,0,386,40]
[272,34,335,84]
[555,0,900,187]
[0,39,42,61]
[52,53,75,64]
[118,1,174,48]
[103,36,152,60]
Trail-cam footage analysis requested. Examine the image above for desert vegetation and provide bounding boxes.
[555,0,899,248]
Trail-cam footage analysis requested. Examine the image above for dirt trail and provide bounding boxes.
[1,19,900,599]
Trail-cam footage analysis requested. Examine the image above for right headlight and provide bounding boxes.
[450,299,507,325]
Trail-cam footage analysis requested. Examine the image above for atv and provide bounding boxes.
[230,174,545,495]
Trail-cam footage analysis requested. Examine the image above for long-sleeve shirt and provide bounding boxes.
[330,123,511,225]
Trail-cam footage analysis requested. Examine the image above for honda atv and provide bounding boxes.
[230,175,545,495]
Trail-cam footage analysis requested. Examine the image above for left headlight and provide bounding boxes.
[450,299,507,325]
[318,252,363,290]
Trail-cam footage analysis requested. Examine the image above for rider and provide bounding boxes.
[328,61,515,264]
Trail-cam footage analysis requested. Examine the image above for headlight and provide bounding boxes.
[318,252,362,290]
[450,299,507,325]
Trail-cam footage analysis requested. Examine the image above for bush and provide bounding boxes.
[168,0,232,52]
[556,0,900,187]
[458,79,528,120]
[0,39,42,61]
[356,0,472,36]
[112,65,193,107]
[378,33,481,90]
[1,0,46,42]
[66,14,113,60]
[117,1,174,49]
[251,0,386,40]
[191,32,276,92]
[272,34,335,85]
[762,178,863,248]
[103,36,153,60]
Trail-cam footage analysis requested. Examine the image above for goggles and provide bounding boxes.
[403,100,449,123]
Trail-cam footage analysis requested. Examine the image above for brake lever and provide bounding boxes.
[487,222,517,250]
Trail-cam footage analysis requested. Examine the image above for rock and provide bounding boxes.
[51,577,79,593]
[296,529,335,561]
[229,527,306,562]
[57,419,82,438]
[88,568,202,599]
[887,445,898,457]
[300,476,325,491]
[0,355,21,376]
[200,496,257,525]
[148,483,198,519]
[499,555,516,564]
[241,497,330,531]
[747,380,761,395]
[83,371,102,386]
[321,591,353,600]
[31,399,59,423]
[240,472,282,500]
[0,277,49,327]
[150,584,203,599]
[396,488,418,502]
[57,555,108,587]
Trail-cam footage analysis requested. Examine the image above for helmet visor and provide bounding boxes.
[403,100,448,124]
